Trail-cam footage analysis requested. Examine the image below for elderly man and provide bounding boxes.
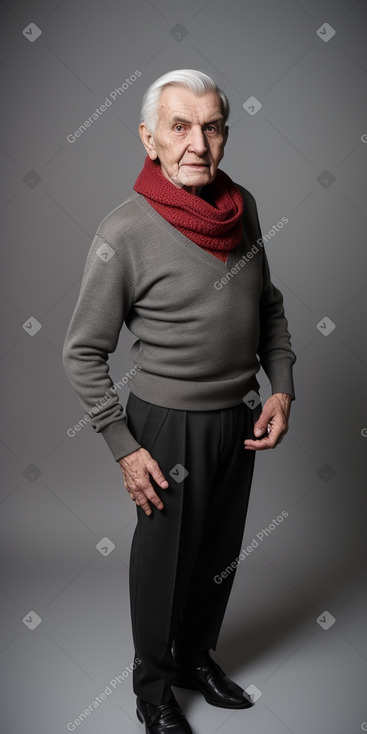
[63,69,296,734]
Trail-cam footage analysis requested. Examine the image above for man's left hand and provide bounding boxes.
[244,392,292,451]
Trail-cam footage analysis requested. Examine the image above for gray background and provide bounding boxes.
[1,0,367,732]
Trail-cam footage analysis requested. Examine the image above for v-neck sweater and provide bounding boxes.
[62,184,296,461]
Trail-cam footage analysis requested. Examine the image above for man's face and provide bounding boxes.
[139,85,228,195]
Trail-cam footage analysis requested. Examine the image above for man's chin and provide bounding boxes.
[179,171,214,188]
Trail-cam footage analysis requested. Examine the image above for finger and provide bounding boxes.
[244,426,285,450]
[134,485,165,512]
[244,436,274,451]
[143,485,165,510]
[244,428,281,449]
[133,492,153,516]
[253,407,274,437]
[147,460,169,488]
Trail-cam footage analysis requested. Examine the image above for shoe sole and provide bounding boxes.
[172,677,253,709]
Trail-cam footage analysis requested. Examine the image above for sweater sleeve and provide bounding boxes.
[257,247,296,398]
[62,231,142,461]
[236,183,296,399]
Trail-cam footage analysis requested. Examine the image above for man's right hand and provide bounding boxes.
[118,448,169,516]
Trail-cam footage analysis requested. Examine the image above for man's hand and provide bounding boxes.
[244,392,292,451]
[118,447,169,516]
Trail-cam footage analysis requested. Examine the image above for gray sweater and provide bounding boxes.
[62,183,296,462]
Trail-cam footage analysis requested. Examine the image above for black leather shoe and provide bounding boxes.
[172,647,253,709]
[136,694,194,734]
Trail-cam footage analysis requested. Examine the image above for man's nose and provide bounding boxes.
[188,127,208,155]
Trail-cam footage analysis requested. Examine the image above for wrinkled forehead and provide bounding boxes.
[157,85,224,124]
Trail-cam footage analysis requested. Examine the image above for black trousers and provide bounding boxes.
[125,391,259,705]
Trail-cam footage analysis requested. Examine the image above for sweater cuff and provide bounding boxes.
[100,420,142,462]
[268,360,296,400]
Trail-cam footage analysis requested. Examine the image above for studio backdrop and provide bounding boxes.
[1,1,366,733]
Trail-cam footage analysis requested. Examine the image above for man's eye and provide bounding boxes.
[206,125,217,133]
[174,124,185,132]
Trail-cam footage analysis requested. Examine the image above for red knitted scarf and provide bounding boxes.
[133,156,244,262]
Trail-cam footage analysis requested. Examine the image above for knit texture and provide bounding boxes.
[133,156,244,261]
[62,183,296,462]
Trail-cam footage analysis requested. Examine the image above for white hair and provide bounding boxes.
[140,69,230,133]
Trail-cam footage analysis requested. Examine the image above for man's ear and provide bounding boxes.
[224,125,229,144]
[139,123,158,160]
